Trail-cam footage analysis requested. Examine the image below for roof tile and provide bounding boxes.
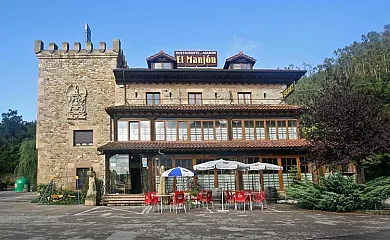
[98,139,309,151]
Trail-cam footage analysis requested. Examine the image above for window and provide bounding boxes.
[129,122,139,140]
[231,63,251,69]
[166,121,177,141]
[203,121,215,140]
[178,122,188,141]
[118,120,150,141]
[175,159,193,170]
[242,157,259,164]
[215,120,228,140]
[155,122,165,141]
[153,62,172,69]
[238,92,252,104]
[73,130,93,146]
[189,121,202,141]
[76,168,89,190]
[255,121,266,140]
[146,93,160,105]
[118,121,128,141]
[232,120,243,140]
[266,121,277,140]
[262,158,280,188]
[140,121,151,141]
[282,158,297,187]
[277,121,287,140]
[288,120,298,139]
[244,120,255,140]
[188,93,202,105]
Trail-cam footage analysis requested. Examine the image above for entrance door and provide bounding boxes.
[131,168,141,194]
[109,154,131,194]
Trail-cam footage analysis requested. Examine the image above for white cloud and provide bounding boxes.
[227,36,260,57]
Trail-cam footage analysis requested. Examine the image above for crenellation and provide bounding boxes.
[74,42,81,52]
[99,42,106,53]
[34,40,43,54]
[113,39,121,53]
[86,42,93,52]
[48,42,58,53]
[34,40,122,59]
[62,42,69,53]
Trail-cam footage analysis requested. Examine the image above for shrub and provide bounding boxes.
[287,173,390,212]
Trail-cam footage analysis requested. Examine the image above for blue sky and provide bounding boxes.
[0,0,389,121]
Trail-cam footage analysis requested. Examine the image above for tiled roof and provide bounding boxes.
[225,51,257,63]
[106,104,302,112]
[146,50,176,62]
[97,139,309,152]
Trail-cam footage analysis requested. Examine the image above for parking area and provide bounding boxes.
[1,191,390,240]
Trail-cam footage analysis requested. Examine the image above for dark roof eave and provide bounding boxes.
[113,68,307,85]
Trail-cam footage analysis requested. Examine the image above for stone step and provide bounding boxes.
[102,194,145,206]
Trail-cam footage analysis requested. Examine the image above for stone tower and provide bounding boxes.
[34,40,126,189]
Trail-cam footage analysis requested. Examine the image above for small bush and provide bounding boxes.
[287,173,390,212]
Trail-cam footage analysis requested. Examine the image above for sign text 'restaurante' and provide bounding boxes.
[174,51,217,67]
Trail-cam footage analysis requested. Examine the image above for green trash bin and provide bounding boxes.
[14,178,30,192]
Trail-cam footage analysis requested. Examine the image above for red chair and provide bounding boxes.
[234,190,248,212]
[174,191,186,213]
[195,191,204,208]
[225,190,235,208]
[144,192,159,212]
[202,191,214,209]
[253,191,266,210]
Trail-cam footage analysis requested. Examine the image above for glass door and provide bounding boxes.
[109,154,131,194]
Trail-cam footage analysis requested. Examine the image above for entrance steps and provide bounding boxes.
[102,194,144,206]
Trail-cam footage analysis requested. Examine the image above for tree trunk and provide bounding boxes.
[355,163,365,184]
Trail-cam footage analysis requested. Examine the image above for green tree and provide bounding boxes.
[14,139,38,188]
[0,110,29,174]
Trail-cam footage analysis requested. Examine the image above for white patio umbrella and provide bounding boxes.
[247,162,283,171]
[247,162,283,192]
[193,159,248,171]
[193,159,249,212]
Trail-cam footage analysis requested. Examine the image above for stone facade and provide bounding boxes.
[119,83,286,106]
[35,40,126,189]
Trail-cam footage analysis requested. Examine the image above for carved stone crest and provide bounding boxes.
[66,85,87,119]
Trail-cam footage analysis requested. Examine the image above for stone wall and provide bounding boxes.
[35,40,125,189]
[119,82,287,106]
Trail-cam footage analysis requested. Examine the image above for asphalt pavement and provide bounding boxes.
[0,190,390,239]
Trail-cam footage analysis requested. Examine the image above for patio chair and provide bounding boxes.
[144,192,159,212]
[234,190,248,212]
[195,191,204,208]
[253,191,266,210]
[202,191,214,209]
[174,191,187,213]
[225,190,235,208]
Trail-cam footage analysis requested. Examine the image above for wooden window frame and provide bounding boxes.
[154,119,227,142]
[153,62,172,69]
[188,92,202,105]
[231,119,299,141]
[237,92,252,104]
[146,92,160,105]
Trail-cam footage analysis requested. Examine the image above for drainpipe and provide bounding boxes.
[122,70,127,105]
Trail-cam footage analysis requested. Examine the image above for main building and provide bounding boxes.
[35,39,308,195]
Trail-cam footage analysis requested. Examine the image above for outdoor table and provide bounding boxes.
[244,192,255,211]
[153,193,174,213]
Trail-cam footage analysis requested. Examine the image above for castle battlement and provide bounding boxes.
[34,39,122,58]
